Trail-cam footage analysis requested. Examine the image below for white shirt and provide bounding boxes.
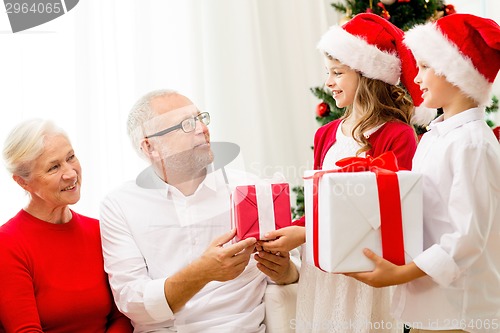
[322,120,384,168]
[100,167,298,333]
[322,120,363,168]
[391,107,500,332]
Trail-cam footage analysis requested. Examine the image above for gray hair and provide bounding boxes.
[3,118,69,179]
[127,89,178,157]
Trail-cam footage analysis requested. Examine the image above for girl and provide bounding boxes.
[260,13,432,332]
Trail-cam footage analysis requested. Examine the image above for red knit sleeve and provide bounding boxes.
[292,216,306,227]
[313,119,341,170]
[369,122,417,170]
[388,125,417,170]
[0,233,44,332]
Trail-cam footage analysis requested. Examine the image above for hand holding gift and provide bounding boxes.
[257,226,306,253]
[195,228,257,282]
[344,248,426,288]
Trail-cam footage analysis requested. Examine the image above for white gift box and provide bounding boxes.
[304,170,423,273]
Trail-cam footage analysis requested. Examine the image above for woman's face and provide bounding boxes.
[324,57,359,108]
[23,134,82,209]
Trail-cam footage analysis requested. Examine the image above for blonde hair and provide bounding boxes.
[344,74,414,155]
[3,119,68,179]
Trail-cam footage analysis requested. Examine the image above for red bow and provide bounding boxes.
[335,151,399,172]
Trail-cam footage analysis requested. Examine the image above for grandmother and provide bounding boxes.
[0,119,132,332]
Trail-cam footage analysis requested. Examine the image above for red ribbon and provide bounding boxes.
[304,151,406,270]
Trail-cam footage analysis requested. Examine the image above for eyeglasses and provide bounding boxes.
[145,112,210,139]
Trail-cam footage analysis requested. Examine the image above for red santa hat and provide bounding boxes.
[317,13,436,125]
[404,14,500,106]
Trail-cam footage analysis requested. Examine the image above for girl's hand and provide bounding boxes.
[257,226,305,253]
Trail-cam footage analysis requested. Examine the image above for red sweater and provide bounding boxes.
[313,119,417,170]
[294,119,417,226]
[0,210,132,333]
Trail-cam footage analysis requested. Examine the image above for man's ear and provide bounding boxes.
[13,175,30,191]
[140,139,160,160]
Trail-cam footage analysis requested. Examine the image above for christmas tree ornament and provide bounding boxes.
[316,102,330,117]
[366,0,374,14]
[380,0,397,5]
[339,8,352,25]
[377,2,391,20]
[444,4,456,15]
[398,0,411,2]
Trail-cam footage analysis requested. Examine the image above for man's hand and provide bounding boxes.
[197,228,256,282]
[164,229,256,313]
[257,226,305,253]
[345,248,426,288]
[254,250,299,285]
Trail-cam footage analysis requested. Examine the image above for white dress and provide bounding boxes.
[296,122,399,333]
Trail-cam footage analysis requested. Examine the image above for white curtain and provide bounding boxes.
[0,0,337,223]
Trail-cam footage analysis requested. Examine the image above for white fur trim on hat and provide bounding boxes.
[404,23,492,106]
[317,26,401,85]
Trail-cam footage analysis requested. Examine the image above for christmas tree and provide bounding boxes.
[333,0,449,31]
[486,95,499,128]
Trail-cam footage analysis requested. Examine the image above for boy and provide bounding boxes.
[348,14,500,333]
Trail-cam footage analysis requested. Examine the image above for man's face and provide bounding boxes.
[145,94,213,176]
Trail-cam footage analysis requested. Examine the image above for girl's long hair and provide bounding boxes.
[343,74,415,155]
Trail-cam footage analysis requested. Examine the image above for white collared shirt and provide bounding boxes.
[391,107,500,332]
[100,167,296,333]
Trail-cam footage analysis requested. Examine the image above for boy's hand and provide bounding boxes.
[345,248,426,287]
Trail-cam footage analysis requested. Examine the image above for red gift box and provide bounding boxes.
[232,183,292,240]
